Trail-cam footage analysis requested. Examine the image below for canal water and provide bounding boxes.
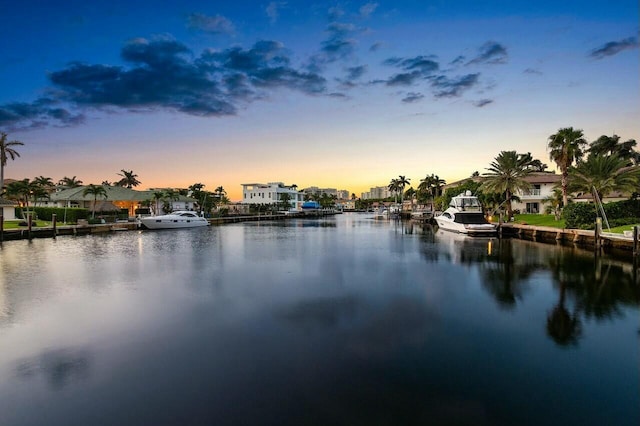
[0,214,638,425]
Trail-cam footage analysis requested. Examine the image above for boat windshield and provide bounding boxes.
[453,197,482,211]
[453,213,488,224]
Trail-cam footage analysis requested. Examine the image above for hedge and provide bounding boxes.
[563,199,640,229]
[16,207,90,223]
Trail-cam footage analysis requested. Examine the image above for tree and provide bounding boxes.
[588,134,639,166]
[396,175,411,207]
[567,154,640,203]
[548,127,587,207]
[215,186,227,202]
[278,193,293,210]
[83,184,108,218]
[116,169,140,188]
[542,188,564,220]
[418,174,445,205]
[5,178,38,217]
[162,189,180,213]
[387,179,400,203]
[0,132,24,195]
[480,151,535,219]
[58,176,83,188]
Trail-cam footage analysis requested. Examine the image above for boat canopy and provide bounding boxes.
[453,212,489,224]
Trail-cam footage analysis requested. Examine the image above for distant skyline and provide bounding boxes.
[1,1,638,200]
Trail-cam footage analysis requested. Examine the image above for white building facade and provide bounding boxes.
[241,183,304,210]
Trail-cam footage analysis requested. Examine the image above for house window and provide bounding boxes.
[526,202,539,214]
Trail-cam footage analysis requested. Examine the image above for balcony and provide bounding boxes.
[520,189,541,197]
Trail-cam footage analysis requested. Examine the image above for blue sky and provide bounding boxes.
[1,0,638,199]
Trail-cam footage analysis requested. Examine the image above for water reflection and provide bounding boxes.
[15,347,91,389]
[0,215,637,426]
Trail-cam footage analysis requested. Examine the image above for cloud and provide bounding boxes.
[265,2,286,24]
[523,68,543,75]
[473,99,493,107]
[386,71,422,86]
[0,98,85,130]
[589,36,638,59]
[467,42,508,65]
[346,65,367,81]
[187,13,235,35]
[328,6,345,21]
[359,3,378,18]
[430,73,480,97]
[1,36,328,129]
[382,55,440,86]
[402,92,424,103]
[308,22,361,72]
[369,41,384,52]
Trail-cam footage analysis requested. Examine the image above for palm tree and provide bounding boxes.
[542,188,564,220]
[567,154,640,202]
[5,179,37,217]
[215,186,227,201]
[58,176,83,188]
[116,169,141,188]
[387,179,400,203]
[548,127,587,207]
[83,184,108,218]
[0,132,24,195]
[396,175,411,207]
[162,189,180,213]
[480,151,535,219]
[588,134,639,166]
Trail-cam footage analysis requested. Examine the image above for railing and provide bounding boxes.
[520,189,541,196]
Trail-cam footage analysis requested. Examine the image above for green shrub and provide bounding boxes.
[16,207,90,223]
[563,199,640,229]
[563,203,597,229]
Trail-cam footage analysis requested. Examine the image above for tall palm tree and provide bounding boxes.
[116,169,141,188]
[480,151,535,219]
[548,127,587,207]
[387,178,400,203]
[396,175,411,206]
[152,191,165,215]
[83,184,108,218]
[568,154,640,202]
[0,132,24,195]
[58,176,83,188]
[5,178,40,218]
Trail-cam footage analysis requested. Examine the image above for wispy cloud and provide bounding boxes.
[431,73,480,98]
[187,13,235,35]
[402,92,424,103]
[265,2,287,24]
[473,99,493,107]
[589,36,638,59]
[467,42,508,65]
[359,3,378,18]
[523,68,543,75]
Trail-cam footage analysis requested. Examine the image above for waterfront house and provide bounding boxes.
[0,197,17,220]
[241,182,304,210]
[48,186,198,216]
[511,172,561,214]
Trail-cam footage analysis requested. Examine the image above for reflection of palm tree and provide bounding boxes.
[546,281,582,346]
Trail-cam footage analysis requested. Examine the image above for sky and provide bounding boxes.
[1,0,638,200]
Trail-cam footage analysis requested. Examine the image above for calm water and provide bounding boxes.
[0,214,638,426]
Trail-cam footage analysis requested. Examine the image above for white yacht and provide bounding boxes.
[139,211,209,229]
[434,191,497,235]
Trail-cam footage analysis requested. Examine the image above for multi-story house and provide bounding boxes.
[241,182,304,210]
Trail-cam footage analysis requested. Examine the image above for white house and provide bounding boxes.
[0,197,17,220]
[241,182,304,210]
[511,172,561,214]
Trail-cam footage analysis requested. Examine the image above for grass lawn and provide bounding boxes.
[513,214,565,228]
[607,223,640,234]
[1,220,56,229]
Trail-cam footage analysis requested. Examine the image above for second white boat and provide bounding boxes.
[139,211,209,229]
[434,191,497,235]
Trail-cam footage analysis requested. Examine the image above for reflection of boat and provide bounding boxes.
[139,211,209,229]
[434,191,496,235]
